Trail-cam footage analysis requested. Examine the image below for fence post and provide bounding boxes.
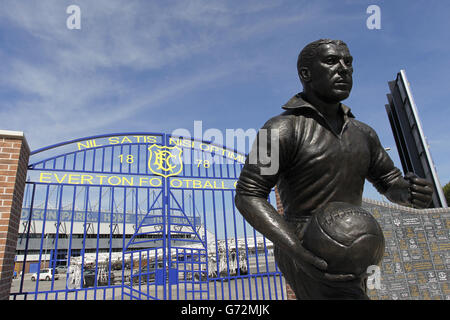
[274,187,297,300]
[0,130,30,300]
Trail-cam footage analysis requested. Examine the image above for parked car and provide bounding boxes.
[55,265,68,274]
[31,269,59,281]
[82,268,115,287]
[82,269,96,287]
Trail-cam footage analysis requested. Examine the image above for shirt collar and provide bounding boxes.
[281,92,355,119]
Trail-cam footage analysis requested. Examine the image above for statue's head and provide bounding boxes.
[297,39,353,103]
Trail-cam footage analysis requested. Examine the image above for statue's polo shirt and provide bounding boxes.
[236,93,402,221]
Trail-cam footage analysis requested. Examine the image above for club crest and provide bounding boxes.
[148,144,183,178]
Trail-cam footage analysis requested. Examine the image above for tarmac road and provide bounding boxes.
[10,256,285,300]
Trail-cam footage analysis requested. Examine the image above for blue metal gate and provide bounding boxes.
[10,133,285,300]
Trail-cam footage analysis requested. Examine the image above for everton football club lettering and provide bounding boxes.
[30,135,242,189]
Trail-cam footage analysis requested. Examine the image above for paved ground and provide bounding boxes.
[10,257,286,300]
[10,275,286,300]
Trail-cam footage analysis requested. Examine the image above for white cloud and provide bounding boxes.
[0,0,333,150]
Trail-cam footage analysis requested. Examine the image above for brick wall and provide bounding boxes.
[274,187,297,300]
[0,130,30,300]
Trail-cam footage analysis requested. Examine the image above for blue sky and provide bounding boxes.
[1,0,450,201]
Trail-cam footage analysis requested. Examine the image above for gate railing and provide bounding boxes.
[10,133,285,300]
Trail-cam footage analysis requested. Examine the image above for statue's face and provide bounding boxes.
[307,43,353,103]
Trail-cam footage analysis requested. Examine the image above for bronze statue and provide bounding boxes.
[235,39,433,299]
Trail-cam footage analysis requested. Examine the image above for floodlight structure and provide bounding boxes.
[386,70,447,208]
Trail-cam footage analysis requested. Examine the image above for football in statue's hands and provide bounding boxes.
[302,202,385,276]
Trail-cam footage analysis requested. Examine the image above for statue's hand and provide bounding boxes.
[294,242,356,282]
[322,270,357,282]
[405,172,433,208]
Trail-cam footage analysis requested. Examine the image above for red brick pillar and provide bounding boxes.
[274,187,297,300]
[0,130,30,300]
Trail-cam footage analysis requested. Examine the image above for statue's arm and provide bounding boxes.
[366,125,433,208]
[235,116,305,258]
[234,193,324,269]
[235,116,353,280]
[383,173,433,208]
